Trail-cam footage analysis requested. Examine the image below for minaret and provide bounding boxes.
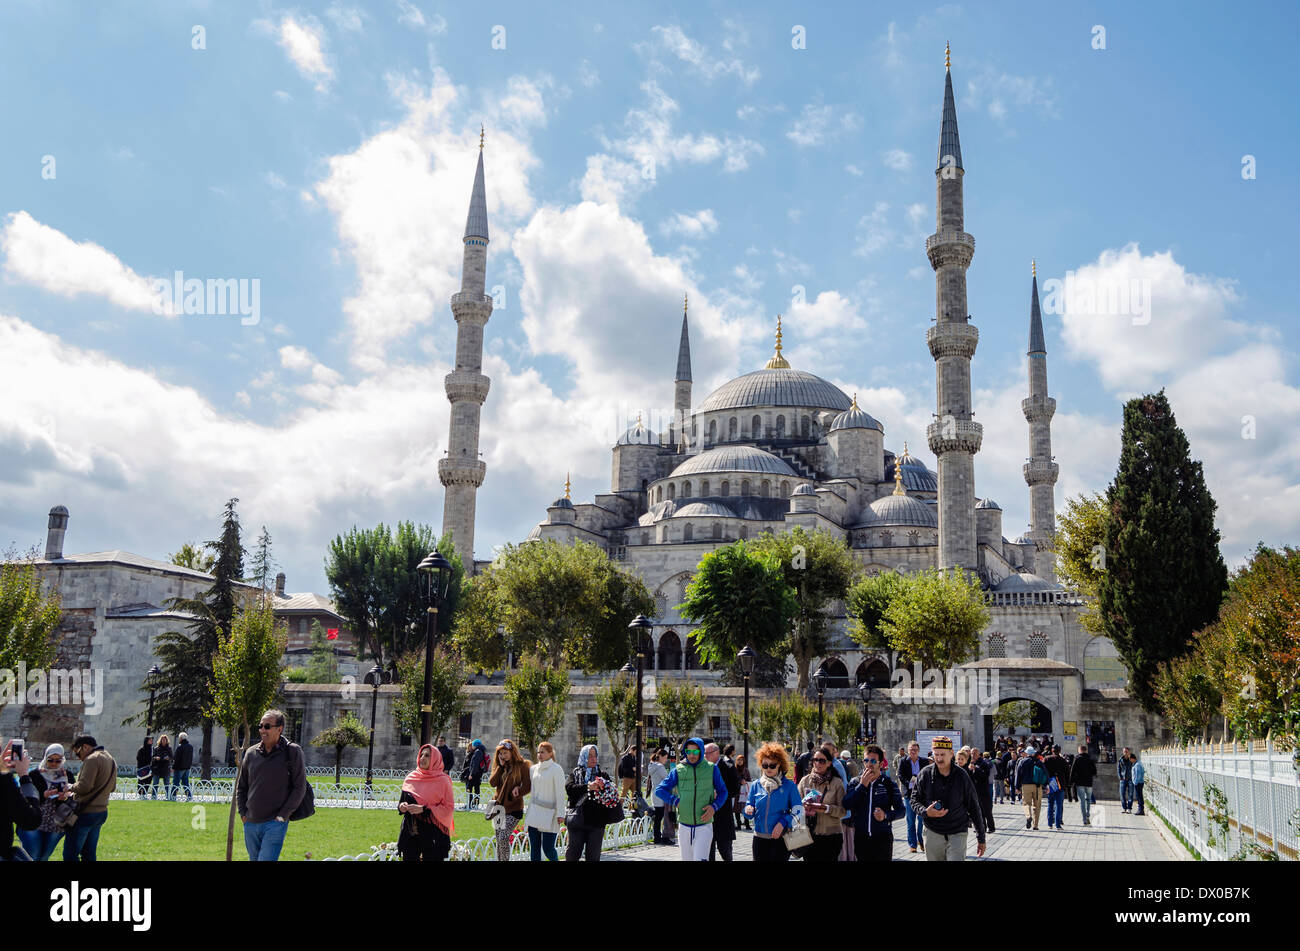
[925,44,982,574]
[1023,260,1059,583]
[674,293,692,445]
[438,128,493,570]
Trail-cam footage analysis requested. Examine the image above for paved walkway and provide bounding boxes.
[606,799,1188,861]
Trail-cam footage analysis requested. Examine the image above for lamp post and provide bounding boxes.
[145,664,161,741]
[737,645,756,765]
[858,680,874,749]
[363,663,392,790]
[626,614,652,812]
[814,664,828,746]
[416,550,452,747]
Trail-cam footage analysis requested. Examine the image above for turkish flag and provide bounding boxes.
[326,629,339,640]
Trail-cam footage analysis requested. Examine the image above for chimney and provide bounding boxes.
[45,506,69,560]
[274,572,286,597]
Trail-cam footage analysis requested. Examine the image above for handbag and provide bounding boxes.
[52,799,79,829]
[1047,776,1061,794]
[783,819,814,851]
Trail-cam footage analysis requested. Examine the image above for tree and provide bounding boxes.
[502,659,570,759]
[677,541,797,666]
[752,697,783,746]
[1098,391,1228,712]
[749,527,858,688]
[169,542,215,573]
[846,571,909,650]
[326,524,465,669]
[0,549,62,713]
[1054,492,1108,632]
[247,525,277,606]
[391,647,468,740]
[453,540,653,672]
[716,649,790,689]
[654,680,706,749]
[991,701,1034,735]
[779,692,818,750]
[207,596,286,861]
[301,620,340,684]
[311,711,369,785]
[881,567,989,669]
[594,673,638,760]
[1153,631,1225,743]
[826,703,862,754]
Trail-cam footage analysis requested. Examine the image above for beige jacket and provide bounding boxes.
[797,772,846,835]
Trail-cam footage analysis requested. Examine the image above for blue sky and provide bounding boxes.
[1,1,1297,596]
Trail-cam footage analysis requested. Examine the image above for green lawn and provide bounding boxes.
[78,800,493,861]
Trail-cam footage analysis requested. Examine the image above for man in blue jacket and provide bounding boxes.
[1130,752,1145,816]
[843,744,906,861]
[654,737,728,861]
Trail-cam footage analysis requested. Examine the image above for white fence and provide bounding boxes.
[1143,737,1300,861]
[322,815,654,862]
[109,780,483,810]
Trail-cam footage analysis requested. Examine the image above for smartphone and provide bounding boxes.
[10,739,23,761]
[931,800,944,811]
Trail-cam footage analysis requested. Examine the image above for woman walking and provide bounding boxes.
[488,739,531,862]
[743,741,803,862]
[18,744,71,861]
[565,744,618,861]
[462,739,488,804]
[797,744,846,862]
[645,747,672,845]
[525,741,565,861]
[397,743,454,861]
[149,734,172,799]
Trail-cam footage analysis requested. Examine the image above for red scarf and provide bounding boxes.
[401,744,455,837]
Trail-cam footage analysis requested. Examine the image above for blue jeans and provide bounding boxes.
[243,818,289,861]
[1120,779,1134,810]
[170,769,192,800]
[62,810,108,861]
[1046,787,1064,827]
[18,827,64,861]
[1077,786,1092,823]
[149,773,168,798]
[903,798,925,849]
[527,827,558,861]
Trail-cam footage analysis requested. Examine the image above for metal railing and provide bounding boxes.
[1143,737,1300,861]
[108,780,486,811]
[321,815,654,861]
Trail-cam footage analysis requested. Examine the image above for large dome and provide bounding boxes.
[670,446,799,478]
[855,493,939,529]
[697,367,851,414]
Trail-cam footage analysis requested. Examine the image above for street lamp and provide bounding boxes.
[363,663,392,790]
[145,664,162,740]
[416,550,453,746]
[626,613,652,812]
[737,645,756,765]
[814,664,828,746]
[858,679,875,749]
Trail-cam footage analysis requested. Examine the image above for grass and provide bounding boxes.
[78,800,494,861]
[1147,802,1202,861]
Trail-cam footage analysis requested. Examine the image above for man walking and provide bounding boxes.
[1131,752,1145,816]
[910,737,986,861]
[170,732,195,801]
[64,734,115,862]
[969,747,995,833]
[654,737,728,861]
[435,735,455,774]
[843,745,905,861]
[237,709,308,861]
[704,743,739,861]
[1118,746,1134,813]
[896,740,931,853]
[135,736,152,798]
[1015,746,1046,830]
[1070,744,1097,825]
[617,744,638,800]
[1044,745,1069,830]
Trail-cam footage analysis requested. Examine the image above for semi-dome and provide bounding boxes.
[995,572,1056,592]
[673,501,735,518]
[697,367,851,414]
[670,445,799,478]
[884,455,938,492]
[856,493,939,529]
[976,498,1001,510]
[830,395,884,433]
[638,500,677,525]
[792,483,817,496]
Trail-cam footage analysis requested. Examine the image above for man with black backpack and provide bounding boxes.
[236,709,309,861]
[1015,746,1048,830]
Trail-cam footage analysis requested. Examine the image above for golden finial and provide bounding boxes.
[945,42,951,70]
[479,124,485,151]
[893,451,907,496]
[564,472,571,500]
[765,314,791,369]
[684,292,688,315]
[1032,258,1036,278]
[851,392,860,411]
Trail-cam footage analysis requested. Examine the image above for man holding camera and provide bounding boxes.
[909,736,986,861]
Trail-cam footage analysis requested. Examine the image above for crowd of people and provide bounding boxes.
[4,719,1147,863]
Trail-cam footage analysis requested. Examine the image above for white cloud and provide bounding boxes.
[0,211,159,313]
[853,202,895,257]
[659,209,718,239]
[396,1,445,33]
[882,149,912,171]
[577,59,599,88]
[845,164,863,177]
[275,15,333,92]
[964,67,1060,124]
[264,171,287,189]
[326,3,365,32]
[786,102,862,148]
[644,24,760,85]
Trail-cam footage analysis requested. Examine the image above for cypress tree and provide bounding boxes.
[1098,391,1227,711]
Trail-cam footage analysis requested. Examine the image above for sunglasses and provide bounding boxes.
[812,757,829,763]
[864,759,880,765]
[258,723,279,730]
[762,763,779,769]
[502,742,513,749]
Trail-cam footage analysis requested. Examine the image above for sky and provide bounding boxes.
[1,0,1297,596]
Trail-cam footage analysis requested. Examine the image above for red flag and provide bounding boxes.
[326,629,339,640]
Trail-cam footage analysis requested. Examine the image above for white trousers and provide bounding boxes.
[678,822,713,861]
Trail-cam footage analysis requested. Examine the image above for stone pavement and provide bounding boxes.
[605,798,1188,861]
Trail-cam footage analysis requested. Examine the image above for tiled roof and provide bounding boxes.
[697,368,850,414]
[273,592,342,615]
[41,550,218,580]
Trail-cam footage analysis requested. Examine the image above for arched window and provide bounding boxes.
[801,416,810,437]
[987,633,1007,658]
[708,420,717,445]
[1028,633,1048,659]
[683,524,693,541]
[741,479,751,496]
[712,523,722,540]
[682,480,691,497]
[685,636,706,671]
[728,417,737,440]
[821,658,849,688]
[721,480,730,497]
[907,530,920,546]
[701,480,710,496]
[751,415,762,438]
[776,414,786,437]
[760,479,770,497]
[856,659,891,687]
[781,480,790,497]
[667,483,676,500]
[880,531,893,546]
[658,631,682,671]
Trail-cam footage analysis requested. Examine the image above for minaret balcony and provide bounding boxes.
[451,291,493,305]
[925,230,975,269]
[444,371,491,405]
[927,323,979,360]
[438,457,487,488]
[926,418,983,454]
[1021,395,1057,422]
[1023,461,1060,486]
[450,293,494,322]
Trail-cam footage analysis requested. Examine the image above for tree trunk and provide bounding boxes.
[225,724,248,862]
[200,720,214,780]
[335,747,343,785]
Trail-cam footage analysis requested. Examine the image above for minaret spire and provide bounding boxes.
[673,293,693,446]
[925,49,981,574]
[1023,261,1059,583]
[439,136,494,570]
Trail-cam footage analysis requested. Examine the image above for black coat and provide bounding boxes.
[437,744,455,773]
[911,763,985,841]
[1070,753,1098,786]
[173,740,194,772]
[565,766,615,828]
[712,756,740,842]
[396,790,450,861]
[136,744,152,769]
[151,745,173,777]
[3,773,42,855]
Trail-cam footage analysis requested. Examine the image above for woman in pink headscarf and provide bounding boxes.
[397,743,455,861]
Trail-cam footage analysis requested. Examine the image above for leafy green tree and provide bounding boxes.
[654,680,706,749]
[1054,492,1108,632]
[749,527,858,689]
[1153,632,1225,743]
[453,540,652,671]
[847,571,909,650]
[207,597,286,861]
[391,647,468,740]
[779,692,818,750]
[594,673,638,760]
[503,659,570,759]
[1098,391,1228,712]
[991,701,1034,735]
[826,703,862,753]
[0,549,62,713]
[716,649,790,689]
[311,711,370,785]
[301,620,340,684]
[169,542,215,573]
[881,567,989,669]
[326,524,464,669]
[752,696,783,746]
[677,541,797,666]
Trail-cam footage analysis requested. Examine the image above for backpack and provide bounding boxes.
[285,744,315,821]
[1031,762,1048,787]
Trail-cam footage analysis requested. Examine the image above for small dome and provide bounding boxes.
[884,456,938,493]
[638,500,677,526]
[856,493,939,529]
[830,397,884,433]
[49,505,69,516]
[1013,533,1034,545]
[792,483,817,496]
[670,446,798,478]
[995,572,1055,592]
[673,501,735,518]
[549,497,574,510]
[976,498,1001,510]
[616,419,658,446]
